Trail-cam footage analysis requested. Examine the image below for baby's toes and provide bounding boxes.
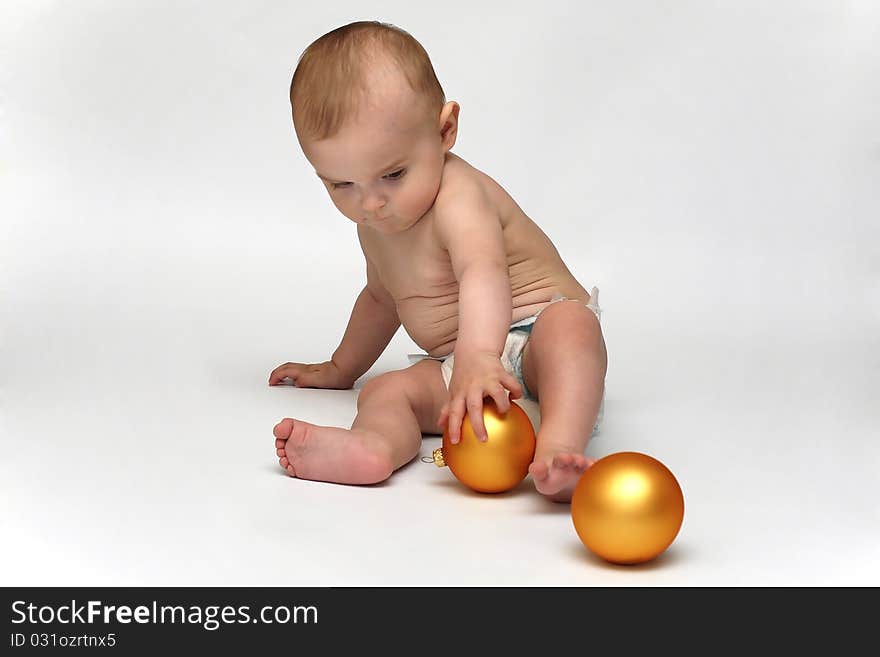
[528,461,550,481]
[552,453,575,470]
[273,418,294,441]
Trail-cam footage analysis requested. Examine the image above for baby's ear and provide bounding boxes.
[439,101,460,150]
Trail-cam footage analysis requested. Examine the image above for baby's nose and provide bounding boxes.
[361,193,387,213]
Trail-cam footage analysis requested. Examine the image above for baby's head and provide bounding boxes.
[290,21,459,233]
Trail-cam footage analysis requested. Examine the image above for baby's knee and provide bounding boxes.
[357,370,409,409]
[535,301,607,376]
[545,301,603,347]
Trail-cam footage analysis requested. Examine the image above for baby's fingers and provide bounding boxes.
[446,397,467,444]
[437,404,449,430]
[269,363,300,385]
[488,384,512,415]
[502,373,524,400]
[467,392,488,442]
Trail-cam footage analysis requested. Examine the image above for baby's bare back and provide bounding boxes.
[361,154,591,358]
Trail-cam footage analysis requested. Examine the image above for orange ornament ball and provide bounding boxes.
[571,452,684,565]
[432,399,536,493]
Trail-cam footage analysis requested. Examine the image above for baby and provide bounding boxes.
[270,21,607,502]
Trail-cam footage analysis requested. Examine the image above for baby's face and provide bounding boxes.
[299,85,450,234]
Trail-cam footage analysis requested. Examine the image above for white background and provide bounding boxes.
[2,0,878,585]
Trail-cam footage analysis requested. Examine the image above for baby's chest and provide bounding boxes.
[378,246,458,300]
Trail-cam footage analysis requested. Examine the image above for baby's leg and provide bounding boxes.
[520,300,607,502]
[274,360,447,485]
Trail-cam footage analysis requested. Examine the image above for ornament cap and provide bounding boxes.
[432,448,446,468]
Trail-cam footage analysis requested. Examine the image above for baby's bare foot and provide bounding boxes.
[528,453,596,502]
[273,418,393,485]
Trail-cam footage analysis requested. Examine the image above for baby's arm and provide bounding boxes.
[433,183,523,442]
[269,253,399,389]
[331,255,401,384]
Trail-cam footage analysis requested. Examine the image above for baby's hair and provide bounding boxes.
[290,21,446,140]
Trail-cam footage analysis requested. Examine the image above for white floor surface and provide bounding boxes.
[2,1,878,586]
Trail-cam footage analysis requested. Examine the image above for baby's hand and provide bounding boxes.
[268,359,354,389]
[437,350,523,444]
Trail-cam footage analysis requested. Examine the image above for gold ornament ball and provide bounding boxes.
[571,452,684,565]
[433,399,536,493]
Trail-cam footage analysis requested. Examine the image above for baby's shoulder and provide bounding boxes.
[433,154,495,218]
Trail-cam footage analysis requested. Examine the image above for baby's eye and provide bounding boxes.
[331,182,352,190]
[384,169,406,181]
